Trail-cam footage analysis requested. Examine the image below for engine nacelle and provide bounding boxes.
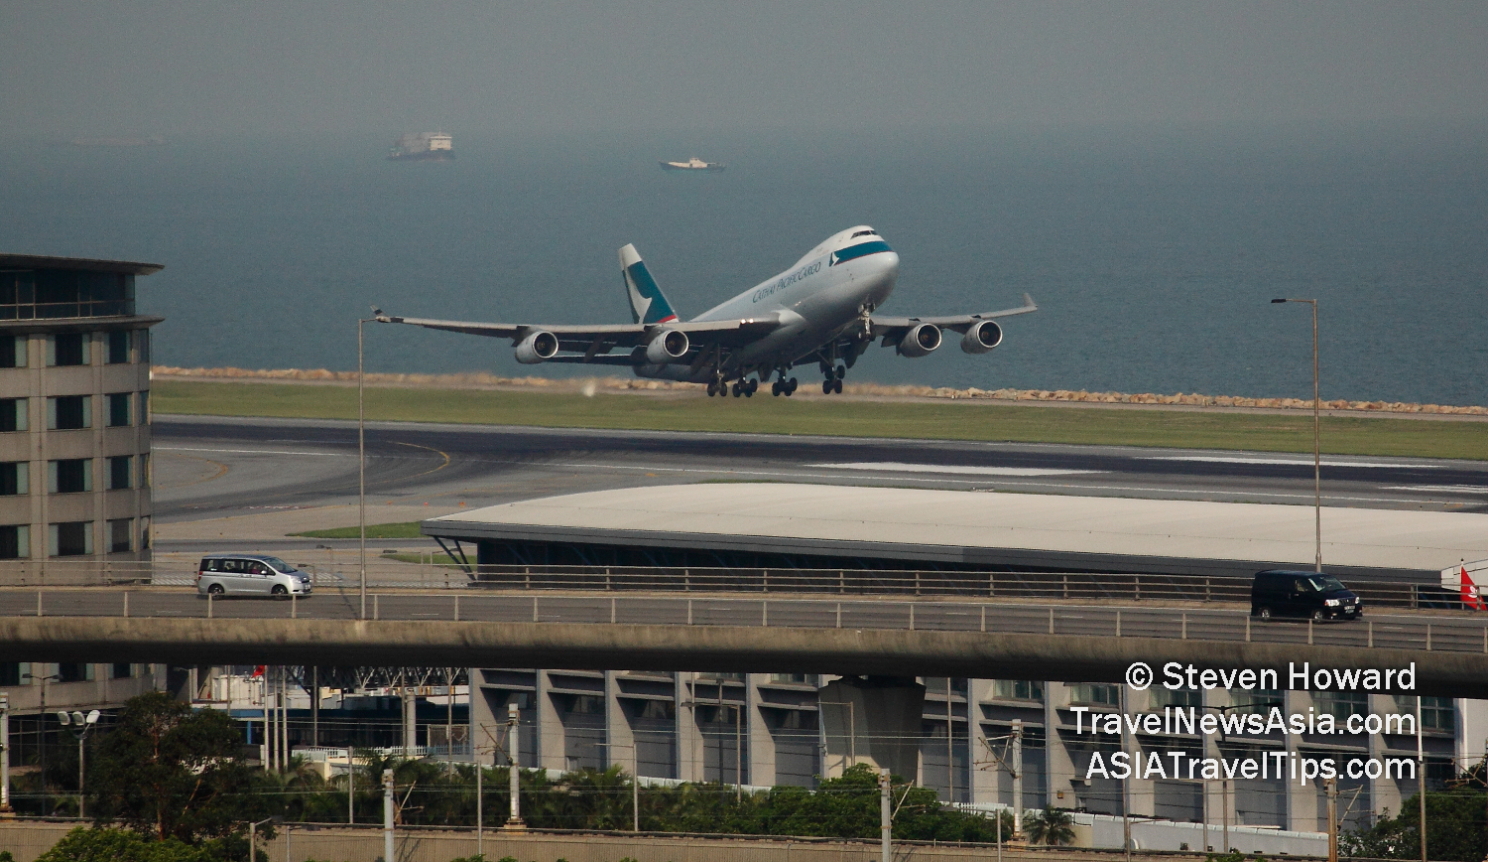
[960,320,1003,354]
[645,329,690,364]
[514,330,559,364]
[897,323,942,358]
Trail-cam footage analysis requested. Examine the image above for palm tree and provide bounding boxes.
[1023,805,1076,845]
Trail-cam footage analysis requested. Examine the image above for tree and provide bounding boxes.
[1341,788,1486,862]
[33,827,215,862]
[87,692,266,844]
[1023,806,1075,845]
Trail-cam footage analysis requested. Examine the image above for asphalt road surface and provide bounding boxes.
[154,416,1488,534]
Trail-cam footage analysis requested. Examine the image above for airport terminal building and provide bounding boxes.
[0,254,162,567]
[434,484,1488,840]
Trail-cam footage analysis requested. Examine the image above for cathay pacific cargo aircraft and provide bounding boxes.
[374,226,1036,397]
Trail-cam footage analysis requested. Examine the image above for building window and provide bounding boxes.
[108,456,132,490]
[992,680,1045,702]
[1069,683,1120,707]
[111,663,134,679]
[107,393,131,427]
[1151,687,1202,709]
[108,518,132,553]
[0,334,24,368]
[0,525,29,559]
[0,399,26,432]
[140,515,150,550]
[57,663,93,683]
[0,462,27,495]
[107,330,130,364]
[140,390,150,425]
[769,673,816,685]
[49,459,92,494]
[50,522,92,556]
[49,333,89,366]
[141,453,150,487]
[48,395,90,430]
[0,664,19,686]
[1,270,134,319]
[1315,691,1368,721]
[1420,697,1454,732]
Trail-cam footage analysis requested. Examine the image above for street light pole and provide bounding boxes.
[357,316,370,620]
[1271,298,1322,571]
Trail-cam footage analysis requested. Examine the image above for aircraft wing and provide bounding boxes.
[868,293,1037,338]
[374,312,780,357]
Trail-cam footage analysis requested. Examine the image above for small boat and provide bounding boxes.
[389,132,454,161]
[659,157,724,172]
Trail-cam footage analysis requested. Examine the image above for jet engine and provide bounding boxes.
[959,320,1003,354]
[645,329,690,364]
[514,330,560,364]
[897,323,942,358]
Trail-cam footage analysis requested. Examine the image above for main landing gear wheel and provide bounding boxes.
[706,381,719,397]
[833,378,843,394]
[732,382,743,397]
[744,378,757,397]
[784,377,798,396]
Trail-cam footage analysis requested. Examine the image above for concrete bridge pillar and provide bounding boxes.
[819,676,924,782]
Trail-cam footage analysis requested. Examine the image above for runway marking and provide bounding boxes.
[156,446,352,458]
[807,462,1100,477]
[1385,485,1488,494]
[154,453,231,489]
[392,441,453,478]
[1146,456,1443,469]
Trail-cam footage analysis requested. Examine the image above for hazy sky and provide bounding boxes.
[4,1,1486,138]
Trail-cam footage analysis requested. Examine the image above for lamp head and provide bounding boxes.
[85,710,100,725]
[1271,298,1287,304]
[56,710,71,726]
[71,711,84,726]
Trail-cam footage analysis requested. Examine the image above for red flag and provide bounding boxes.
[252,665,267,677]
[1461,568,1486,612]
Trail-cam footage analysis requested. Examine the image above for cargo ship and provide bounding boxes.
[388,132,454,161]
[659,157,724,172]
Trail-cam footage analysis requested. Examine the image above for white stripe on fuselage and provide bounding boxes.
[689,240,899,369]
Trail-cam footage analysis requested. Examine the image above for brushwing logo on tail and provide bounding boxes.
[619,244,678,325]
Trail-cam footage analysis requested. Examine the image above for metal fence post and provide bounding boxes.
[1116,610,1122,638]
[453,595,460,622]
[208,592,214,619]
[1426,624,1432,651]
[762,600,769,627]
[122,591,129,619]
[836,602,842,628]
[980,605,986,633]
[687,599,693,626]
[1048,607,1054,635]
[908,604,915,631]
[35,591,41,617]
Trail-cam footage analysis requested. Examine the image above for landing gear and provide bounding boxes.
[819,363,846,394]
[719,378,758,398]
[772,376,798,397]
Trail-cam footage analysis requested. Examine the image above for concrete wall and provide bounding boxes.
[0,820,1306,862]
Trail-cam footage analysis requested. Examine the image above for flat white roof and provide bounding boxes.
[427,483,1488,579]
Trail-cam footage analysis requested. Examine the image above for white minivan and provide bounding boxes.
[196,554,312,598]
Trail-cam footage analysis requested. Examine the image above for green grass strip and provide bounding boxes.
[153,380,1488,461]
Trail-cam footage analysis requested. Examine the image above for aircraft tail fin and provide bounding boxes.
[619,244,680,324]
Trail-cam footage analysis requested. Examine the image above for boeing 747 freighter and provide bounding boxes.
[375,226,1036,397]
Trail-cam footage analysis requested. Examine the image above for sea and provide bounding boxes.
[2,122,1484,406]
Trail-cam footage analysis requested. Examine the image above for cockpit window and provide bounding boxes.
[851,230,877,238]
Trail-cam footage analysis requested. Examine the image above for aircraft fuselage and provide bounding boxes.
[635,228,899,382]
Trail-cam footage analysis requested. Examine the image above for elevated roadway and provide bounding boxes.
[3,589,1484,697]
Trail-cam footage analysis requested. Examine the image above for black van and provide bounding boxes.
[1250,570,1361,621]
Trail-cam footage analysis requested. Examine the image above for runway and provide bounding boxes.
[153,415,1488,552]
